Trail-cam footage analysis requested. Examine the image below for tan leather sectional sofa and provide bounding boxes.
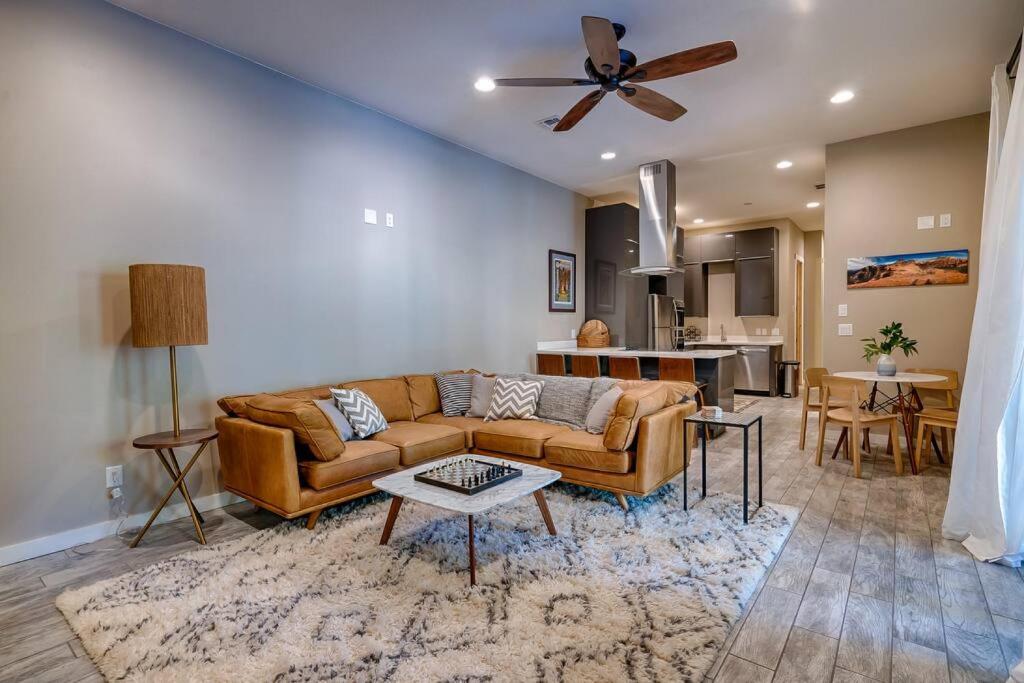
[215,373,697,528]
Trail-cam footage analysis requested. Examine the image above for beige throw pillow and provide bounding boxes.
[585,386,624,434]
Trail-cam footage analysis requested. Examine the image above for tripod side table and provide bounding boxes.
[130,428,218,547]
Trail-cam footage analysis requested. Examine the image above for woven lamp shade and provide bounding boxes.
[129,264,208,348]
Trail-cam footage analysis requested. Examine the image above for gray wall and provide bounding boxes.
[823,114,988,380]
[0,0,585,550]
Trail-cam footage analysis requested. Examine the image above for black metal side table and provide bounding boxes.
[683,411,763,523]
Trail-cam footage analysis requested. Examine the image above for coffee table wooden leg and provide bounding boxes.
[468,514,476,586]
[379,496,404,545]
[534,489,557,536]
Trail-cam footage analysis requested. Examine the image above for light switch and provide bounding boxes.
[917,215,935,230]
[385,212,395,227]
[939,213,952,228]
[364,208,378,225]
[838,323,853,337]
[838,304,848,317]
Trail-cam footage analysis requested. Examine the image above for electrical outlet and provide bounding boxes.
[939,213,952,228]
[838,323,853,337]
[385,212,395,227]
[106,465,123,488]
[363,208,377,225]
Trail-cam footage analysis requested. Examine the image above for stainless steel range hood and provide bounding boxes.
[627,159,682,276]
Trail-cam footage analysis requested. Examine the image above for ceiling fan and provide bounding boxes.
[493,16,737,132]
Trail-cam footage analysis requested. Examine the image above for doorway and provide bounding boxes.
[795,256,805,384]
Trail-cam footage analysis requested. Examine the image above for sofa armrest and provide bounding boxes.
[216,416,302,514]
[634,402,696,494]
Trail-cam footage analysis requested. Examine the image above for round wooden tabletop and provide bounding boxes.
[133,428,218,450]
[833,371,946,384]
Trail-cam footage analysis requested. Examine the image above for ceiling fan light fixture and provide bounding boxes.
[474,77,496,93]
[600,151,616,160]
[830,89,855,104]
[776,160,793,170]
[806,201,821,208]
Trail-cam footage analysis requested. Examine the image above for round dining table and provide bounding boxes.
[833,370,946,475]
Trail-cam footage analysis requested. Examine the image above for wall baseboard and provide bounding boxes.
[0,491,244,568]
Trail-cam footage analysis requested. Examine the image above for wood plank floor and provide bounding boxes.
[1,396,1021,682]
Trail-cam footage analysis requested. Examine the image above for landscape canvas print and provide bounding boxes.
[847,249,969,289]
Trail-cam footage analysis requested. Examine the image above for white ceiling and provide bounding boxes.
[111,0,1021,231]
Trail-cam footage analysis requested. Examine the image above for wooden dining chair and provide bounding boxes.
[536,353,566,376]
[799,367,829,450]
[608,356,641,380]
[908,368,959,461]
[915,408,958,471]
[816,375,904,478]
[571,355,600,378]
[659,357,710,439]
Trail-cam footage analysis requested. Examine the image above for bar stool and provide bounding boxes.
[536,353,566,376]
[608,356,641,380]
[571,355,600,378]
[659,357,709,438]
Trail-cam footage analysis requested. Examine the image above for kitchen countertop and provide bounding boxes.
[558,346,736,360]
[686,338,784,347]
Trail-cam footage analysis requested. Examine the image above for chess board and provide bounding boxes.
[414,456,522,495]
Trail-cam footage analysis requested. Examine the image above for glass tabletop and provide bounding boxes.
[685,411,761,428]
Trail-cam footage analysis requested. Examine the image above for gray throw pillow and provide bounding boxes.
[585,386,623,434]
[467,374,496,417]
[314,398,357,441]
[510,373,595,428]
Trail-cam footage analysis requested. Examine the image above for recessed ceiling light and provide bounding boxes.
[806,201,821,208]
[830,89,855,104]
[600,151,616,160]
[776,160,793,170]
[474,76,496,92]
[693,218,705,224]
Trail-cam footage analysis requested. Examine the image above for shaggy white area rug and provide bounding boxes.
[58,484,797,682]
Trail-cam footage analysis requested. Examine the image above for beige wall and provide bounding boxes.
[0,0,586,554]
[804,230,824,369]
[687,219,805,359]
[823,114,988,379]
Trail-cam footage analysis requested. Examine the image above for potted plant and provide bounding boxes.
[861,321,918,376]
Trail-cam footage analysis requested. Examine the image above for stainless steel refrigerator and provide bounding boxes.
[647,294,678,351]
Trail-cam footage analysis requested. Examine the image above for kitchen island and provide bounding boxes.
[540,345,736,413]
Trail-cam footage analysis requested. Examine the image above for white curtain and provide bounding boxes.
[942,62,1024,571]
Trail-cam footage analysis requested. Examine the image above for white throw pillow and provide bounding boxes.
[331,388,388,438]
[466,375,497,417]
[585,386,624,434]
[485,377,544,421]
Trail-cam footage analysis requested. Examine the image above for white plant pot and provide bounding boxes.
[876,354,897,376]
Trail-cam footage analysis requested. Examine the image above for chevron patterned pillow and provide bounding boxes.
[484,377,544,422]
[331,388,388,438]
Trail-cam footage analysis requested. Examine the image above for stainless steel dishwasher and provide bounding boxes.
[735,346,770,393]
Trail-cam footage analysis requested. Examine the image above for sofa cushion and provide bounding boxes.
[417,413,486,448]
[341,378,413,423]
[435,373,474,416]
[617,380,697,406]
[510,373,594,428]
[314,398,356,441]
[585,385,623,434]
[332,388,389,438]
[217,394,254,417]
[474,420,570,459]
[217,383,338,417]
[485,377,544,421]
[298,440,399,490]
[404,374,442,419]
[245,394,344,461]
[544,431,632,474]
[371,421,465,466]
[604,384,669,452]
[467,374,496,418]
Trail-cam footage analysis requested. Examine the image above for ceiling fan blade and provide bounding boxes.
[581,16,620,75]
[626,41,737,83]
[552,90,606,132]
[617,85,686,121]
[493,78,597,87]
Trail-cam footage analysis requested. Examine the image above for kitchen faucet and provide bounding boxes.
[720,323,726,342]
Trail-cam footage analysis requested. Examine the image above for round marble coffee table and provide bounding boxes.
[373,454,561,586]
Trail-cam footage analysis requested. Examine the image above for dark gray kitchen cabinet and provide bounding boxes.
[701,232,735,262]
[585,203,639,342]
[682,263,707,317]
[735,227,777,259]
[735,256,777,316]
[682,230,701,264]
